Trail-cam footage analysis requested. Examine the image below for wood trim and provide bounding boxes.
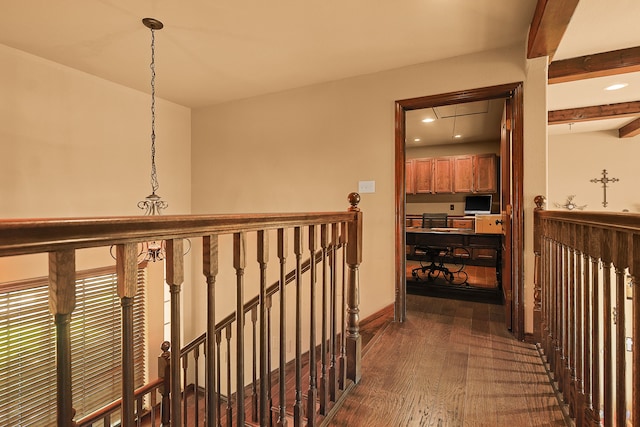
[619,117,640,138]
[549,46,640,84]
[548,101,640,125]
[0,211,356,257]
[527,0,580,60]
[394,82,525,337]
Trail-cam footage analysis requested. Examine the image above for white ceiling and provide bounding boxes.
[1,1,637,141]
[0,0,537,108]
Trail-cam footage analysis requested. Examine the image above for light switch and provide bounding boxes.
[358,180,375,194]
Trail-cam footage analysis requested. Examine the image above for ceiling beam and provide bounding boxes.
[527,0,579,60]
[549,46,640,84]
[619,117,640,138]
[548,101,640,124]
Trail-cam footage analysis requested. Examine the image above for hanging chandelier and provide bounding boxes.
[138,17,168,263]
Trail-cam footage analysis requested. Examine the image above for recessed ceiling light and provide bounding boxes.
[421,118,435,123]
[454,134,462,139]
[605,83,628,91]
[414,138,421,142]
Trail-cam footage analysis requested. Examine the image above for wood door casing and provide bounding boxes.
[500,100,513,331]
[395,82,525,340]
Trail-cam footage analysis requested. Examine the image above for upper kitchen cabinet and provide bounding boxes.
[474,153,498,193]
[453,155,474,193]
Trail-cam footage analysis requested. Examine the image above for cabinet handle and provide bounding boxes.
[495,219,504,225]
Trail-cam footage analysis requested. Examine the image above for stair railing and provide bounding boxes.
[533,196,639,426]
[0,192,363,427]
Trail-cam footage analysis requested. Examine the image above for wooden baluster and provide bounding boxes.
[568,241,577,417]
[601,230,613,427]
[329,223,339,401]
[216,329,222,427]
[158,341,171,427]
[277,228,289,427]
[251,305,259,423]
[574,225,585,427]
[543,233,553,364]
[533,198,543,345]
[116,243,139,427]
[182,352,188,427]
[633,234,640,427]
[49,249,76,427]
[258,230,270,426]
[203,234,219,427]
[266,294,274,427]
[614,230,628,427]
[307,224,318,426]
[553,236,563,395]
[166,238,184,427]
[293,226,304,427]
[346,193,362,383]
[589,252,602,427]
[319,224,329,415]
[194,346,201,427]
[234,232,246,427]
[582,250,593,427]
[338,222,348,390]
[225,324,233,427]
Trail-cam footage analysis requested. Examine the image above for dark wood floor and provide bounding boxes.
[326,293,568,427]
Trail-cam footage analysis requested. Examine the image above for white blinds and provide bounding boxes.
[0,265,147,427]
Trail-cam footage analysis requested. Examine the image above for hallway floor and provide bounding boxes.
[326,293,567,426]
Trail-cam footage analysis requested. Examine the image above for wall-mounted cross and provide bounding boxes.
[590,169,619,207]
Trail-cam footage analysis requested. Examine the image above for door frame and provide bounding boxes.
[394,82,525,339]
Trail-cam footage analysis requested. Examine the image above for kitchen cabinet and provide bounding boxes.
[414,158,434,193]
[474,153,498,193]
[433,157,453,193]
[406,160,415,194]
[453,155,474,193]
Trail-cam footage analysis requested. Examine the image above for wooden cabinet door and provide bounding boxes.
[406,160,415,194]
[433,157,453,193]
[474,153,498,193]
[414,158,434,194]
[453,155,474,193]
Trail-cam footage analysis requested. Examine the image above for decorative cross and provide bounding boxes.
[590,169,619,207]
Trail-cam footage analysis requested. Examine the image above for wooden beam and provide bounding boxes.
[549,46,640,84]
[548,101,640,124]
[528,0,580,60]
[619,117,640,138]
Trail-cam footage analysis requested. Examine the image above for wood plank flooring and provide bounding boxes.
[326,293,567,427]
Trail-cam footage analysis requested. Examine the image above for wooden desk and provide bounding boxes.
[406,227,502,269]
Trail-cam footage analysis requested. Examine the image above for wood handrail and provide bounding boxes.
[0,211,356,257]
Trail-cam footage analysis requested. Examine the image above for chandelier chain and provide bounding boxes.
[150,27,159,194]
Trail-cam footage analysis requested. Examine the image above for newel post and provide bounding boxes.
[533,195,545,345]
[346,192,362,383]
[158,341,171,426]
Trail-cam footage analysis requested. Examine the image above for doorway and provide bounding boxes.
[394,82,525,339]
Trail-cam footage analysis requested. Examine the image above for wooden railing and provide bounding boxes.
[0,192,363,427]
[533,196,639,426]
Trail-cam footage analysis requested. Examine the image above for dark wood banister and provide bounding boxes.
[0,194,363,427]
[0,212,355,257]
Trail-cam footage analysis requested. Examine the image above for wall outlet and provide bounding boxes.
[450,204,455,210]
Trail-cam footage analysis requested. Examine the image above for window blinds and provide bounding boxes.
[0,265,147,427]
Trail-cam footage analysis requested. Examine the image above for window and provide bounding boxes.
[0,265,147,426]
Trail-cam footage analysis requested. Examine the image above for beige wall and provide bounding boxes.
[548,130,640,212]
[0,42,192,381]
[190,45,547,335]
